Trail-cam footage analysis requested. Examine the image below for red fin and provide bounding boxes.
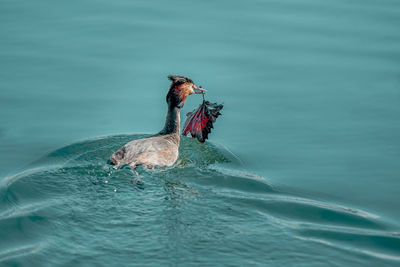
[183,100,223,142]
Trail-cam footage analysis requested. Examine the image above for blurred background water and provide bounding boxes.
[1,0,400,265]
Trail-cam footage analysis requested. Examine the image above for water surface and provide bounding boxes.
[1,0,400,265]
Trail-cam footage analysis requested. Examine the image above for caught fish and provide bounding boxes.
[183,94,223,143]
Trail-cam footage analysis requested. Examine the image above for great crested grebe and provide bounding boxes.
[109,75,206,169]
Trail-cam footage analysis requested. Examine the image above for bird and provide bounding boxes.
[108,75,206,169]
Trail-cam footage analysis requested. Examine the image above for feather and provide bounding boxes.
[182,100,223,142]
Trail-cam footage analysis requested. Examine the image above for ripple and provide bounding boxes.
[0,241,47,263]
[0,200,61,221]
[0,166,58,189]
[0,134,398,265]
[221,192,384,230]
[296,232,400,262]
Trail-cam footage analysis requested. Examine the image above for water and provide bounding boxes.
[1,0,400,265]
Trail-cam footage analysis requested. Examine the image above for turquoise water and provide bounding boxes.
[1,0,400,265]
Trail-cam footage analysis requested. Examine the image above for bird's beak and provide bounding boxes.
[193,85,207,95]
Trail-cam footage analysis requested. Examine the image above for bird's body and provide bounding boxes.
[109,107,181,169]
[109,75,205,169]
[109,132,180,169]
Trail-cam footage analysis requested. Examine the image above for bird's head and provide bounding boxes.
[166,75,206,108]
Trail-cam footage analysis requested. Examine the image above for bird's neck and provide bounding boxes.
[159,104,180,135]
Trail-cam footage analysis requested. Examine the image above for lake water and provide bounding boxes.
[1,0,400,265]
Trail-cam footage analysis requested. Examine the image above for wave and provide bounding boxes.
[0,134,399,265]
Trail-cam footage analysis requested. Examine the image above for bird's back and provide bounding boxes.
[109,133,179,169]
